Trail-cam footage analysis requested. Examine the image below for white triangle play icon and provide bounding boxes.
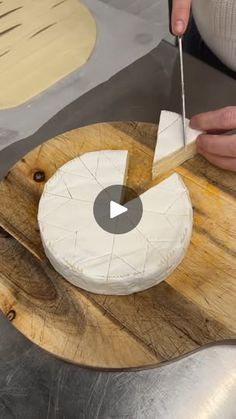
[110,201,128,219]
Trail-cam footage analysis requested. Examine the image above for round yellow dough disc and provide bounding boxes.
[0,0,97,109]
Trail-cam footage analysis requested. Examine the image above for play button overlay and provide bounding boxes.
[93,185,143,234]
[110,201,128,219]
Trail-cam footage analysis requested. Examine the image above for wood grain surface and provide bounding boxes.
[0,121,236,369]
[0,0,96,109]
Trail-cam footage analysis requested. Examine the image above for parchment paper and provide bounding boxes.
[100,0,168,23]
[0,0,168,151]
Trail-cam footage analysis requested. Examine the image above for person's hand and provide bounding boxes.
[190,107,236,171]
[171,0,192,36]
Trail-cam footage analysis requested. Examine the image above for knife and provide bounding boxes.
[168,0,187,148]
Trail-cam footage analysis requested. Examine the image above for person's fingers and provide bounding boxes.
[172,0,191,35]
[197,148,236,172]
[190,107,236,132]
[196,134,236,157]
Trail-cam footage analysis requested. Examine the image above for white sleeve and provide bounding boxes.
[192,0,236,72]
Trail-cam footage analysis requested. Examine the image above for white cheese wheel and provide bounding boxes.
[38,150,193,295]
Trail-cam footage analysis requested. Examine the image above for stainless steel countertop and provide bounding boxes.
[0,313,236,419]
[0,41,236,418]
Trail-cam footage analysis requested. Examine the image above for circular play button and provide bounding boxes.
[93,185,143,234]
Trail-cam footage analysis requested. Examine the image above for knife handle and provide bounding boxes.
[168,0,174,35]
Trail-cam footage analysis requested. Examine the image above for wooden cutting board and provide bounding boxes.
[0,121,236,369]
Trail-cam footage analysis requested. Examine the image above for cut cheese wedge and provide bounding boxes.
[152,110,202,178]
[38,150,193,295]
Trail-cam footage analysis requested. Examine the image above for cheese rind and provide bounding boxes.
[38,150,193,295]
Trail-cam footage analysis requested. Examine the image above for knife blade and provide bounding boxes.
[178,35,187,148]
[168,0,187,148]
